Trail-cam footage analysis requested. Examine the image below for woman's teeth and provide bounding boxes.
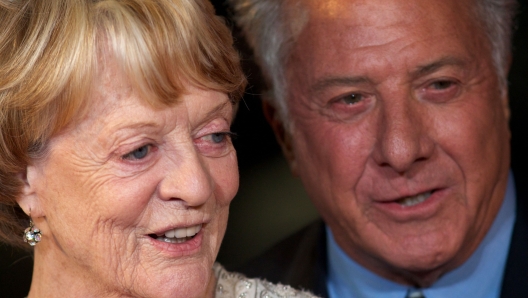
[397,191,432,207]
[164,225,201,238]
[152,224,202,243]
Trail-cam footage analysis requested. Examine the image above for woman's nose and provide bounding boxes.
[157,144,214,207]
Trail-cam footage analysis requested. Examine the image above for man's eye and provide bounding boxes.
[339,93,363,105]
[122,145,151,160]
[431,80,454,90]
[419,79,460,103]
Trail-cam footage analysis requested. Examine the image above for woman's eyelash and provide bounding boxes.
[119,131,237,161]
[223,131,238,140]
[205,131,237,143]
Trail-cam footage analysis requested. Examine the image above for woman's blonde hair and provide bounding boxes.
[0,0,246,249]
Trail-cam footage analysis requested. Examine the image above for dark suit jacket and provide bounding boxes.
[238,177,528,298]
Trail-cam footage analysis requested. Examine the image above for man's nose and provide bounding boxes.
[372,93,434,173]
[157,144,214,207]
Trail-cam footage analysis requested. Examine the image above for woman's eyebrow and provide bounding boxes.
[202,99,232,120]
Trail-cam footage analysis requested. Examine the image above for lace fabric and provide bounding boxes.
[213,263,320,298]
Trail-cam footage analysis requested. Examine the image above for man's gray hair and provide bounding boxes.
[228,0,518,124]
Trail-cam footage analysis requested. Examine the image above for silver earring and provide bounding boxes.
[23,217,42,246]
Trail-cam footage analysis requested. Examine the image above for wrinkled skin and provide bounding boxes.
[269,0,511,286]
[18,55,238,297]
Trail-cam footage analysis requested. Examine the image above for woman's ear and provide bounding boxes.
[16,165,44,217]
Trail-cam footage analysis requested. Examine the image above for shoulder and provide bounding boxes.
[213,263,320,298]
[235,219,328,297]
[238,219,325,277]
[501,169,528,297]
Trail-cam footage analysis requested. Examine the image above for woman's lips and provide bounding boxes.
[148,224,202,244]
[147,225,205,256]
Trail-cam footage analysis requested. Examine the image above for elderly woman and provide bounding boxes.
[0,0,318,297]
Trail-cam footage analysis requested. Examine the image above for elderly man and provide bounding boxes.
[229,0,527,297]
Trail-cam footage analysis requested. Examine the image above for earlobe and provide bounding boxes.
[16,165,44,217]
[262,101,298,176]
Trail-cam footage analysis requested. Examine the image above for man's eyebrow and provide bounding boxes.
[411,56,468,78]
[311,76,371,93]
[309,57,468,93]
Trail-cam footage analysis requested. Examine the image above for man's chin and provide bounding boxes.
[373,244,466,287]
[343,229,469,287]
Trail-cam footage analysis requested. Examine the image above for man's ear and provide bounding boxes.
[502,91,511,124]
[502,55,512,122]
[262,101,298,176]
[16,165,44,217]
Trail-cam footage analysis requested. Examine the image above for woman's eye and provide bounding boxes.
[202,132,235,144]
[122,145,151,160]
[195,131,235,157]
[211,133,227,144]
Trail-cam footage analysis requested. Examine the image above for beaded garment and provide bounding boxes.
[213,263,320,298]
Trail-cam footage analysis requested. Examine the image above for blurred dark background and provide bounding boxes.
[210,0,319,269]
[1,0,527,296]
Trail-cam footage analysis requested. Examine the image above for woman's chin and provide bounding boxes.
[91,225,221,297]
[129,261,213,298]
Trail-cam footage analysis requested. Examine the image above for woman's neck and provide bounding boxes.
[205,270,217,298]
[27,244,113,298]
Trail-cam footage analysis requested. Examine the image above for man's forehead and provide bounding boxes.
[285,0,484,65]
[291,0,474,27]
[282,0,494,96]
[301,0,347,18]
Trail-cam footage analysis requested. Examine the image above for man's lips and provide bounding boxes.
[394,190,434,207]
[373,189,440,207]
[368,187,451,222]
